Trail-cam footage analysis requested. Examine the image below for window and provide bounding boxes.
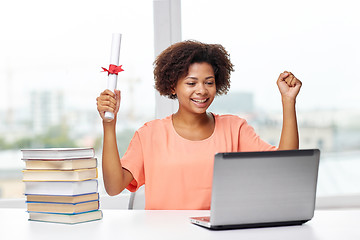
[2,0,359,203]
[0,0,154,199]
[182,0,360,197]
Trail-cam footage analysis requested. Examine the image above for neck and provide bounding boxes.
[172,109,215,141]
[172,110,212,127]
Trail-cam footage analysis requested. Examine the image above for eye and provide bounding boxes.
[186,82,196,86]
[206,81,215,85]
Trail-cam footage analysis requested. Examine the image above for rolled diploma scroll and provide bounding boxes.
[104,33,122,120]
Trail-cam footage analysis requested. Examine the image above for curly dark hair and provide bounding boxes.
[154,40,234,99]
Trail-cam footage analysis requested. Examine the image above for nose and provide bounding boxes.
[195,83,207,95]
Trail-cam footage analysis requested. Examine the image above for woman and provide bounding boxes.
[96,40,302,210]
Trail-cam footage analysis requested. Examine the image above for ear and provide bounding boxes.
[170,87,177,98]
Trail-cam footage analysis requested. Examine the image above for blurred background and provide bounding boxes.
[0,0,359,201]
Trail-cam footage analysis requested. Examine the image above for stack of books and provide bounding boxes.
[22,147,103,224]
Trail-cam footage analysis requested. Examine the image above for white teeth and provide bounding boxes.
[192,99,207,103]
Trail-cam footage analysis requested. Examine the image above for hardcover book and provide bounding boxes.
[28,210,103,224]
[24,158,97,170]
[22,168,97,181]
[27,200,99,214]
[26,193,99,203]
[21,148,95,160]
[24,179,98,195]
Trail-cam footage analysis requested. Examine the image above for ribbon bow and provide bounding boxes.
[101,64,124,75]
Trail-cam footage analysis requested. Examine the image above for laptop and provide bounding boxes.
[190,149,320,230]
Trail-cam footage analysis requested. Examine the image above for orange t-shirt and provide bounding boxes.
[120,114,277,210]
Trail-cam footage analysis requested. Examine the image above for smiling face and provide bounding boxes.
[173,62,216,115]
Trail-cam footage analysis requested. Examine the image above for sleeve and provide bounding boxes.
[120,131,145,192]
[239,120,278,152]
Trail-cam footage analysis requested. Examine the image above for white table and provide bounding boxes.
[2,208,360,240]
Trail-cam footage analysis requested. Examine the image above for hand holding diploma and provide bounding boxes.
[96,89,121,123]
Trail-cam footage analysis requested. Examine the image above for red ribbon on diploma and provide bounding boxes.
[101,64,124,75]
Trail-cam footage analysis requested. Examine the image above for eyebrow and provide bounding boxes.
[185,76,215,80]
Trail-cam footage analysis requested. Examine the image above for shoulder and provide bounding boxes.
[137,115,172,135]
[213,113,247,126]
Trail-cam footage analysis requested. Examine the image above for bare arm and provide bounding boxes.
[276,72,302,150]
[96,89,134,195]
